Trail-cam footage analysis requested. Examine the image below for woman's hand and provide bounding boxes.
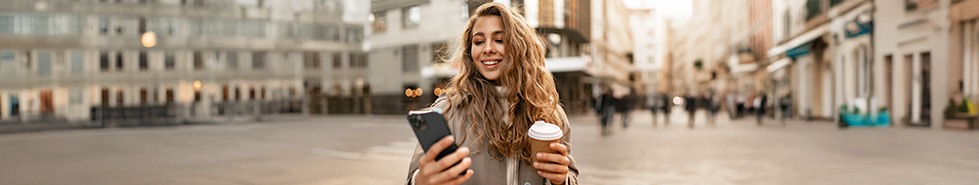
[416,136,474,185]
[534,143,570,185]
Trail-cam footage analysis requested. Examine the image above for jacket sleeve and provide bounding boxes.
[405,96,453,185]
[558,106,578,185]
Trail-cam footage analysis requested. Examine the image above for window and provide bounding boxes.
[235,87,241,101]
[99,17,109,35]
[346,27,362,43]
[783,11,790,39]
[0,15,14,34]
[372,12,387,33]
[100,52,109,71]
[403,45,419,72]
[805,0,822,21]
[101,88,110,106]
[69,89,83,105]
[71,51,83,74]
[304,52,320,68]
[252,51,265,69]
[37,52,51,76]
[227,51,238,70]
[193,51,203,70]
[905,0,918,11]
[332,52,343,69]
[116,89,124,106]
[164,52,175,70]
[139,51,148,71]
[222,85,229,101]
[261,87,266,99]
[461,1,469,20]
[116,52,124,71]
[0,52,15,76]
[249,87,255,100]
[139,17,146,34]
[350,53,367,68]
[165,88,174,103]
[140,88,147,105]
[403,6,421,28]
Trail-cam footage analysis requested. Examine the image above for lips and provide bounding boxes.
[481,59,501,70]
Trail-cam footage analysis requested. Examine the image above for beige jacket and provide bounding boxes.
[405,94,579,185]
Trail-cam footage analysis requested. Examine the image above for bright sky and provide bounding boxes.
[622,0,692,27]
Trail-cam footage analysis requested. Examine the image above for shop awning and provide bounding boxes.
[767,24,829,58]
[545,57,588,73]
[766,58,792,73]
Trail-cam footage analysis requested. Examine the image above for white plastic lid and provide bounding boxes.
[528,121,563,140]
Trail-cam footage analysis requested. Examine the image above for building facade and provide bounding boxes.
[0,0,368,124]
[873,0,949,128]
[949,0,979,111]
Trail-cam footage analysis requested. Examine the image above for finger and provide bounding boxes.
[428,157,472,184]
[419,136,454,164]
[421,147,469,177]
[447,169,475,185]
[534,162,569,174]
[549,143,568,156]
[536,153,570,165]
[538,170,568,183]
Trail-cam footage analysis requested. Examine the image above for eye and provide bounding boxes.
[473,40,484,45]
[494,39,503,43]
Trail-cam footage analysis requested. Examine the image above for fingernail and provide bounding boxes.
[447,136,454,142]
[550,143,556,147]
[537,153,543,158]
[534,162,539,167]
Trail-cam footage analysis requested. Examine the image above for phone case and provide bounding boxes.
[408,108,463,174]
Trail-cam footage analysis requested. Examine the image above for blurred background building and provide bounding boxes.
[3,0,979,130]
[0,0,369,125]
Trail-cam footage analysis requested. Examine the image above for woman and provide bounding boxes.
[405,3,578,185]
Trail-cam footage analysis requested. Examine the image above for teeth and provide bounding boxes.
[482,60,499,65]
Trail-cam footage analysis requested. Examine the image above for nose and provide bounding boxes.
[482,43,496,54]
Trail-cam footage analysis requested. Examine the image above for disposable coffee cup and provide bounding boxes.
[528,121,563,164]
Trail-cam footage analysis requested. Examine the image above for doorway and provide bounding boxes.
[9,95,18,116]
[40,90,53,114]
[920,52,932,126]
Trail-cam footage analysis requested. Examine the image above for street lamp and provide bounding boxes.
[194,80,202,90]
[141,31,157,48]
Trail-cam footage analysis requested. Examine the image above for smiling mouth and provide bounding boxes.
[482,60,499,65]
[482,60,501,69]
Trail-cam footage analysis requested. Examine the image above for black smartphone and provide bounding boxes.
[408,108,464,174]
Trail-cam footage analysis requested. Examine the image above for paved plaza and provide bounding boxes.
[1,109,977,185]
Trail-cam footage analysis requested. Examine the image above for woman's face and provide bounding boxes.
[470,15,506,81]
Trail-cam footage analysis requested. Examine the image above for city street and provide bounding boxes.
[1,109,978,185]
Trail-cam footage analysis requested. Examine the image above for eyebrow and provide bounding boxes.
[472,30,504,37]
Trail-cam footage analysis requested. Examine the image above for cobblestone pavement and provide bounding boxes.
[0,109,977,185]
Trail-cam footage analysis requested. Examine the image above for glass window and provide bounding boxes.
[403,6,421,28]
[116,52,124,71]
[346,27,362,43]
[71,51,83,74]
[403,45,418,72]
[164,52,175,70]
[99,17,110,35]
[227,51,238,70]
[37,52,51,76]
[100,52,109,71]
[193,51,203,70]
[371,12,387,33]
[252,51,265,69]
[139,51,148,71]
[333,52,343,69]
[0,15,13,34]
[305,52,320,69]
[0,52,15,76]
[69,89,83,105]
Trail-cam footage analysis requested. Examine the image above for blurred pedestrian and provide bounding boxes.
[685,94,697,129]
[405,3,578,185]
[647,93,661,127]
[600,90,615,135]
[756,92,768,125]
[780,94,791,125]
[707,91,719,126]
[619,91,635,129]
[662,94,672,125]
